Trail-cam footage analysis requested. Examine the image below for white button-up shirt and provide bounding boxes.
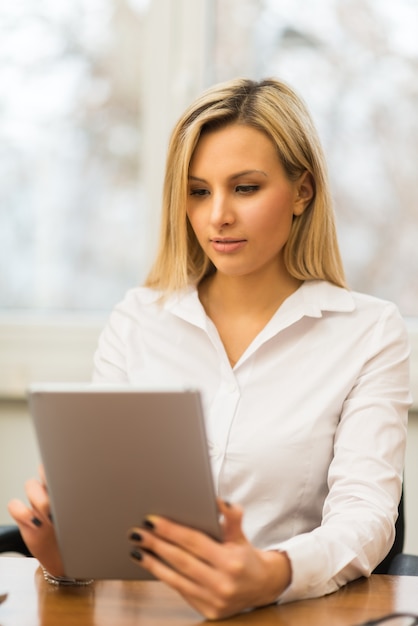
[93,280,411,602]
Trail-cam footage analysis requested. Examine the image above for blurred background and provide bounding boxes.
[1,0,418,312]
[0,0,417,550]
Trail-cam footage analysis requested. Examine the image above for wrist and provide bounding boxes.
[261,550,292,603]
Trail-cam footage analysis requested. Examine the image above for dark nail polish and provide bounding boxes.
[31,517,42,527]
[223,500,232,508]
[48,512,54,522]
[143,518,155,530]
[130,549,143,561]
[129,531,142,542]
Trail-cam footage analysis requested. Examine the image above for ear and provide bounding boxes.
[293,171,314,216]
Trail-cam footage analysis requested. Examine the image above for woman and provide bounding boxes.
[9,78,411,620]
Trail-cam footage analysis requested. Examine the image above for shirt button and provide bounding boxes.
[227,383,237,393]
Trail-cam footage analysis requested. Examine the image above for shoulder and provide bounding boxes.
[330,283,409,352]
[108,285,200,325]
[304,280,403,319]
[302,281,409,345]
[348,288,397,310]
[117,286,164,308]
[348,289,406,331]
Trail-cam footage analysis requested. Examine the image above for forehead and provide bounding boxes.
[190,123,279,171]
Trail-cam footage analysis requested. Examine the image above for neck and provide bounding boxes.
[199,268,302,317]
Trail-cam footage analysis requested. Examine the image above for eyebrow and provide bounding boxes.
[188,169,268,183]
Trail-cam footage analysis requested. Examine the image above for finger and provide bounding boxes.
[129,542,222,619]
[38,464,48,489]
[131,534,212,580]
[217,500,246,543]
[139,516,222,564]
[128,520,239,601]
[8,498,38,528]
[8,498,64,577]
[24,478,52,523]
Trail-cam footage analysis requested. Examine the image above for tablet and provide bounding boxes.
[28,384,221,580]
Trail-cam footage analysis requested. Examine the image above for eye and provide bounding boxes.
[235,184,260,194]
[189,188,210,197]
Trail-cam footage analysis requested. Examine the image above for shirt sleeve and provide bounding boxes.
[92,296,132,383]
[276,301,411,603]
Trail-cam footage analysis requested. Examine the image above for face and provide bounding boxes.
[186,123,311,283]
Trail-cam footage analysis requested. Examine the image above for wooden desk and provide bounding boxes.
[1,557,418,626]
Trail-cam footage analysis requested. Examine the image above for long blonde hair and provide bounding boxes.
[145,77,346,291]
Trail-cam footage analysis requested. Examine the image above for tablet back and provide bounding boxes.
[28,385,221,580]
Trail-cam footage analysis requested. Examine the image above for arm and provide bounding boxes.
[277,301,411,602]
[92,310,129,383]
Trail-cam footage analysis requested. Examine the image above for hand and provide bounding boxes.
[7,465,65,577]
[128,499,292,620]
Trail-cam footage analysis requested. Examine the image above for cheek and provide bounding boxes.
[186,207,196,228]
[252,196,295,235]
[187,211,205,242]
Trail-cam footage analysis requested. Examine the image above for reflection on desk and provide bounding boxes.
[1,556,418,626]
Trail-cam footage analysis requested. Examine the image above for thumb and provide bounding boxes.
[217,499,246,543]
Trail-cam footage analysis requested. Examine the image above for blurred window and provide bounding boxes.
[0,0,149,310]
[1,0,417,315]
[212,0,418,316]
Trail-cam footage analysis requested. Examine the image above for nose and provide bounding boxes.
[209,191,235,228]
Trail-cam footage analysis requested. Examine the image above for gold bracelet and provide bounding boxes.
[41,566,94,586]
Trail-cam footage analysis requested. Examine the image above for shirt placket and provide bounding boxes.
[209,360,242,488]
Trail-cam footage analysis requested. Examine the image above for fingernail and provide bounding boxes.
[31,517,42,527]
[129,531,143,542]
[223,500,232,508]
[143,518,155,530]
[130,549,143,561]
[48,513,54,522]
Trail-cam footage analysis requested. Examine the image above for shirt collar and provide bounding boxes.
[163,285,207,328]
[298,280,356,317]
[162,280,356,327]
[246,280,356,352]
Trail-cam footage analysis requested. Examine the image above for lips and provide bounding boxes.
[210,238,247,253]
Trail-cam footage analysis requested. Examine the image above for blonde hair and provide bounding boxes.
[145,77,346,291]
